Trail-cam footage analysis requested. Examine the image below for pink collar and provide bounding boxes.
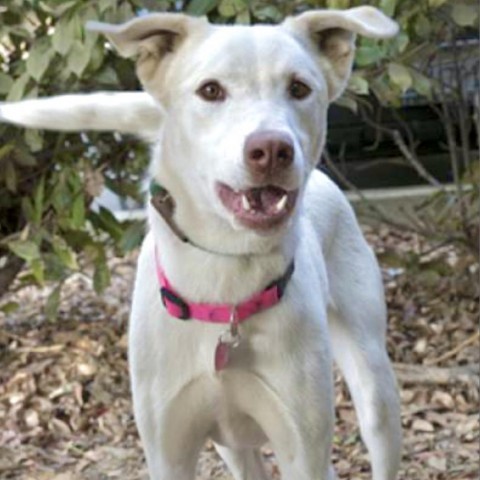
[154,247,294,324]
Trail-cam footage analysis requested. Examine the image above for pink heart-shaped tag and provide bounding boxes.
[214,341,230,371]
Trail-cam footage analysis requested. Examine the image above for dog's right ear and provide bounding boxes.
[283,7,398,102]
[87,14,208,86]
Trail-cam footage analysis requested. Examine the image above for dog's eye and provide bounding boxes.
[289,80,312,100]
[197,81,226,102]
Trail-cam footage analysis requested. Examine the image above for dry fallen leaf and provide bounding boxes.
[0,226,478,479]
[412,418,435,432]
[431,390,455,409]
[426,455,447,471]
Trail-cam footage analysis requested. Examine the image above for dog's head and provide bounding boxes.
[89,8,397,253]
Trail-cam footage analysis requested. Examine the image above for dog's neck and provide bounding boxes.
[150,180,270,258]
[148,163,299,253]
[147,187,297,305]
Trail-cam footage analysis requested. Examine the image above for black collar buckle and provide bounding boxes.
[160,287,191,320]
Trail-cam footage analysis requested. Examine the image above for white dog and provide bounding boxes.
[1,7,402,479]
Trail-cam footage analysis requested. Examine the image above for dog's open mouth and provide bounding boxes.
[216,182,298,230]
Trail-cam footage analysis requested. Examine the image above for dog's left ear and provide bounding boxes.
[86,14,209,88]
[283,6,398,101]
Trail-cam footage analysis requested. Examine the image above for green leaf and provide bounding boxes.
[43,252,68,282]
[451,3,479,27]
[380,0,396,17]
[6,73,29,102]
[52,18,75,55]
[14,149,37,167]
[41,0,77,16]
[21,197,35,224]
[219,0,235,17]
[26,38,54,82]
[412,71,433,98]
[428,0,449,7]
[5,161,17,193]
[235,9,251,24]
[71,195,85,229]
[348,73,369,95]
[95,66,119,86]
[219,0,247,17]
[45,285,61,320]
[94,207,124,241]
[186,0,219,15]
[355,45,383,67]
[326,0,350,8]
[0,144,14,161]
[415,15,431,38]
[33,176,45,225]
[0,72,13,94]
[394,32,409,54]
[371,73,402,106]
[24,85,39,100]
[86,44,105,72]
[30,258,45,285]
[93,257,110,293]
[253,5,282,22]
[334,95,358,113]
[99,0,117,13]
[117,2,134,21]
[9,240,40,262]
[24,128,43,152]
[53,238,78,270]
[81,5,99,24]
[0,301,19,314]
[387,62,412,93]
[119,221,145,252]
[63,230,93,250]
[67,41,91,77]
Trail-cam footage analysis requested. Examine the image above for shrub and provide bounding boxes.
[0,0,477,313]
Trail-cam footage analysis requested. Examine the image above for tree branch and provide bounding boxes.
[394,363,479,388]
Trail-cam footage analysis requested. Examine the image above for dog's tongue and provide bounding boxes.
[247,186,285,213]
[216,181,297,229]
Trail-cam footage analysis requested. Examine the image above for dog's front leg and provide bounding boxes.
[261,359,336,480]
[130,350,211,480]
[132,390,207,480]
[326,209,402,479]
[273,414,336,480]
[328,307,402,480]
[217,357,335,480]
[128,239,211,480]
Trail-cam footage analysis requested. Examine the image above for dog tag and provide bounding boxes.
[214,340,231,371]
[214,308,240,372]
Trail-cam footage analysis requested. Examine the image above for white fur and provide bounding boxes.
[0,8,402,480]
[0,92,161,141]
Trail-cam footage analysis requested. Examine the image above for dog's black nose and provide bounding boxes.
[244,130,294,177]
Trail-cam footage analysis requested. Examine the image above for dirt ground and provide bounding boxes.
[0,225,478,480]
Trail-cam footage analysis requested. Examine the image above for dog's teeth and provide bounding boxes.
[241,194,252,211]
[275,194,288,213]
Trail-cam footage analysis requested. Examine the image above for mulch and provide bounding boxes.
[0,225,478,479]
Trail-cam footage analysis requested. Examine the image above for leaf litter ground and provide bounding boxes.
[0,225,478,479]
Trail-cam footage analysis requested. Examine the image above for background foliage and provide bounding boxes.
[0,0,478,313]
